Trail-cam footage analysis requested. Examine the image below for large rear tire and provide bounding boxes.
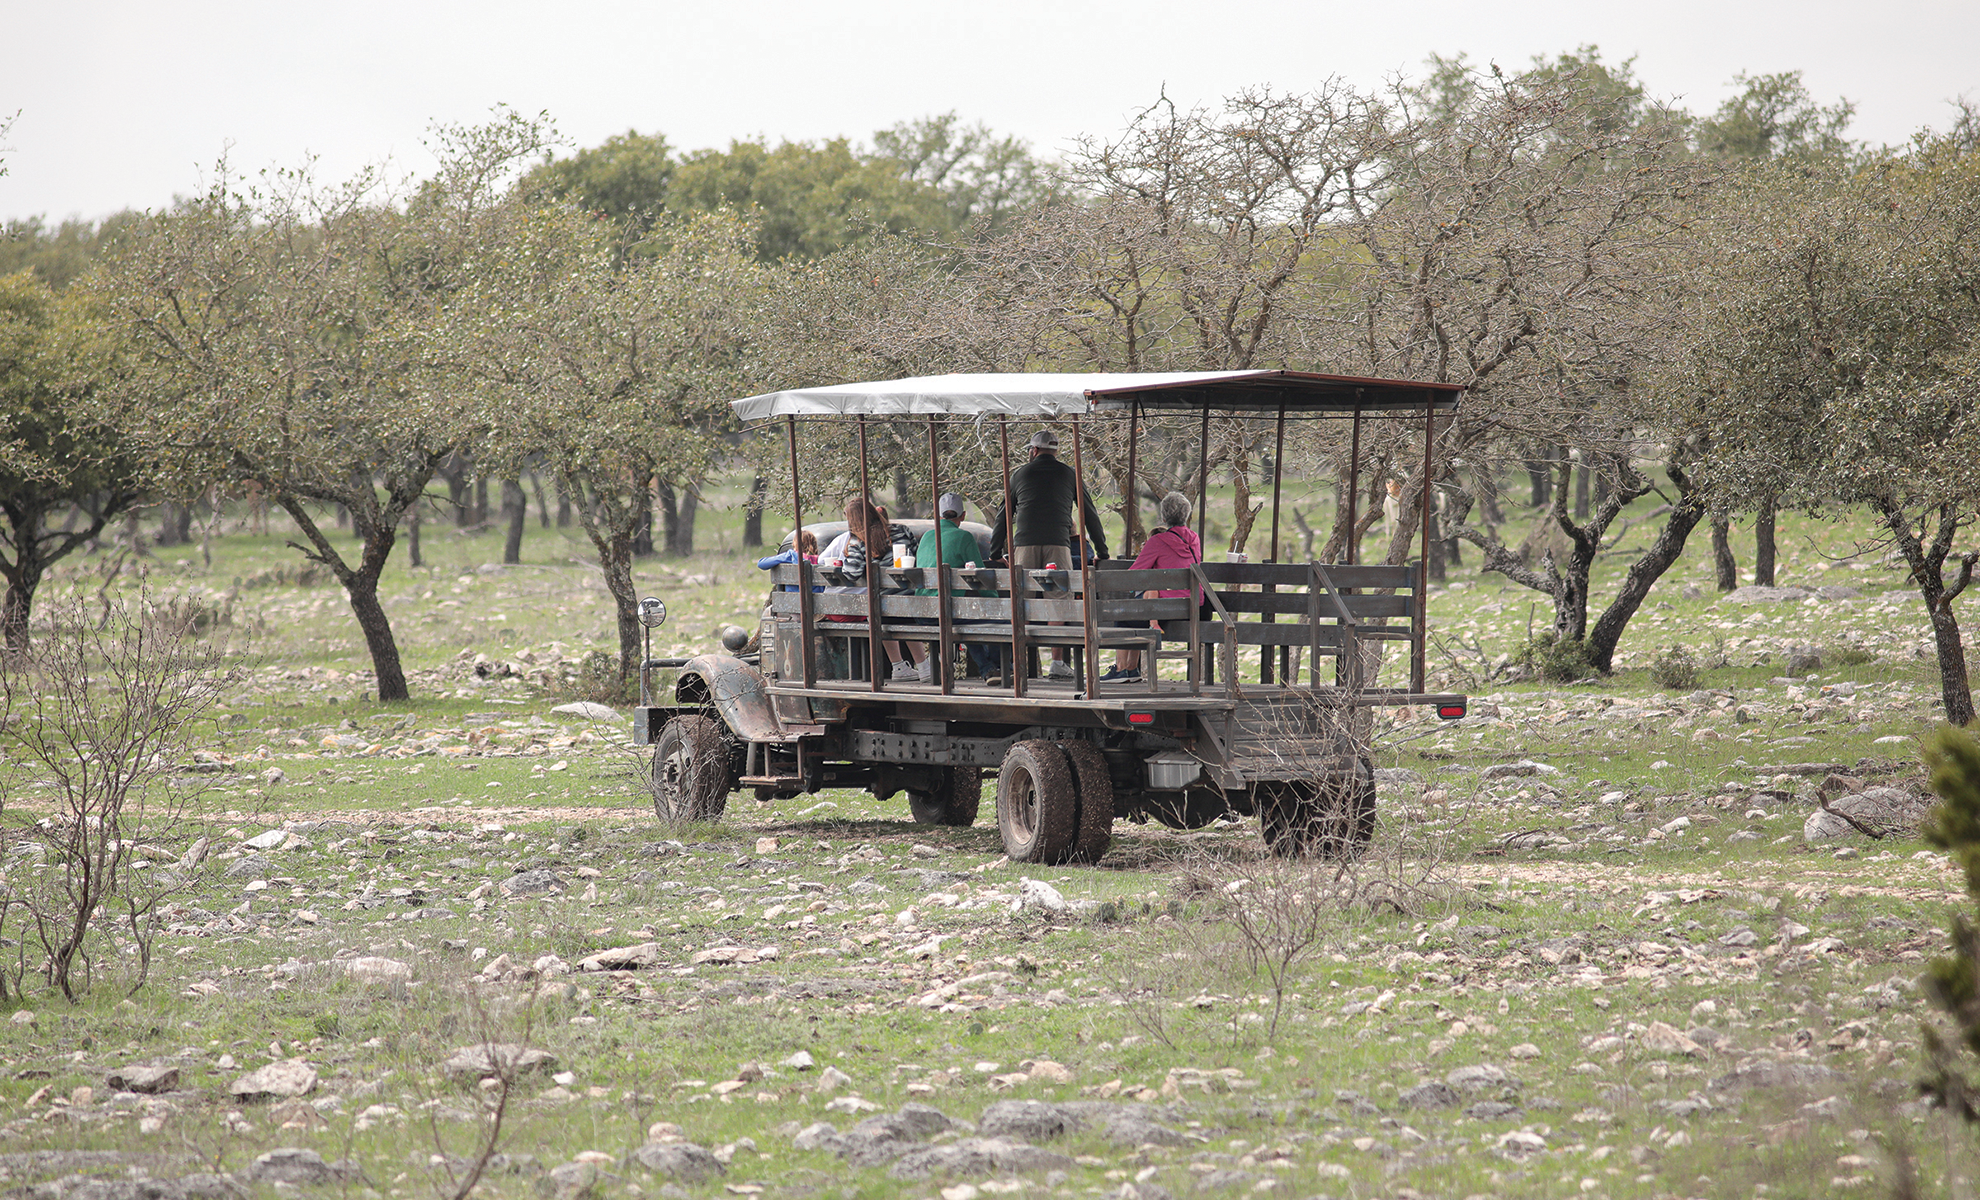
[908,767,982,827]
[650,716,730,823]
[1259,757,1375,859]
[1060,741,1114,864]
[996,741,1078,864]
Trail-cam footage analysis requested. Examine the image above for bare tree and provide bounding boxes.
[0,597,230,1000]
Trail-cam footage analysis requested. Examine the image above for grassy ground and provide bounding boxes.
[1,474,1976,1200]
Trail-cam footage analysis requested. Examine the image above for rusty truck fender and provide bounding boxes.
[633,653,783,746]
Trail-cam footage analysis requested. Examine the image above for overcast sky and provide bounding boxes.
[4,0,1975,223]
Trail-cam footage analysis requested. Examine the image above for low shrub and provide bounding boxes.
[1521,632,1592,683]
[1649,644,1700,691]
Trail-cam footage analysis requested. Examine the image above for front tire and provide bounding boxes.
[996,741,1078,864]
[908,767,982,827]
[650,716,731,823]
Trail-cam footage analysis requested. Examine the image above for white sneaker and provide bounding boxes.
[1047,659,1074,681]
[891,659,919,681]
[917,658,935,684]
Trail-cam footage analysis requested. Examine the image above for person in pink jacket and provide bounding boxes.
[1099,492,1201,685]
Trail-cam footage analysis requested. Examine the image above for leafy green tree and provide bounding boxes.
[871,113,1061,237]
[1688,70,1859,582]
[94,112,552,700]
[439,204,761,681]
[1679,134,1980,724]
[0,273,146,649]
[1697,70,1856,164]
[0,214,145,292]
[526,129,674,254]
[669,136,950,262]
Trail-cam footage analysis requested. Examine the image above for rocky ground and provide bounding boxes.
[4,505,1977,1199]
[3,666,1973,1200]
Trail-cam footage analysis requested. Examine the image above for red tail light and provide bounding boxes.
[1127,712,1155,725]
[1437,704,1468,720]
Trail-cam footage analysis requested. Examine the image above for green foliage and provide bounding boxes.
[0,271,148,647]
[1648,644,1700,691]
[670,136,951,262]
[1521,631,1593,683]
[1696,70,1856,164]
[1920,726,1980,1118]
[1925,727,1980,894]
[0,213,143,291]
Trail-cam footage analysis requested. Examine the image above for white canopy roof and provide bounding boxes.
[730,370,1462,420]
[729,372,1253,420]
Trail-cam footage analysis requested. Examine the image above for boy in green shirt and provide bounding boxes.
[915,494,1007,686]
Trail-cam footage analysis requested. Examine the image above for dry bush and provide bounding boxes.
[0,597,234,1000]
[1109,687,1460,1048]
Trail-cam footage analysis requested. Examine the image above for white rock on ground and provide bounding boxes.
[1804,787,1935,841]
[1018,879,1067,912]
[229,1060,318,1099]
[342,957,412,986]
[551,702,622,722]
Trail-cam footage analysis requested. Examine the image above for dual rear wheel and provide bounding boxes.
[995,740,1112,865]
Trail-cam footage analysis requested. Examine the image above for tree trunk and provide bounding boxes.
[1754,493,1778,586]
[441,456,471,526]
[603,544,642,684]
[156,502,187,547]
[1586,464,1709,673]
[556,478,572,528]
[473,476,489,527]
[1873,499,1975,726]
[1710,512,1738,591]
[635,482,657,558]
[274,495,411,702]
[668,485,699,557]
[1526,454,1552,507]
[651,481,674,559]
[1425,503,1446,582]
[502,478,527,564]
[1573,458,1591,521]
[530,471,551,528]
[569,478,644,685]
[1228,451,1261,556]
[743,475,766,548]
[405,504,423,569]
[0,508,45,652]
[344,572,409,702]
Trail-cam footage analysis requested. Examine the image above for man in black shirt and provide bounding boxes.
[989,430,1110,680]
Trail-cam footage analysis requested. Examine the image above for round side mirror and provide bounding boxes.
[638,597,667,629]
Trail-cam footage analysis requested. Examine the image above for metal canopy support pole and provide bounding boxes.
[787,416,814,688]
[1263,398,1287,686]
[1338,400,1362,689]
[856,415,883,691]
[1195,403,1212,689]
[1070,414,1098,696]
[999,417,1025,698]
[1414,398,1433,694]
[1124,400,1141,557]
[1344,400,1363,566]
[1195,404,1212,551]
[927,416,953,694]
